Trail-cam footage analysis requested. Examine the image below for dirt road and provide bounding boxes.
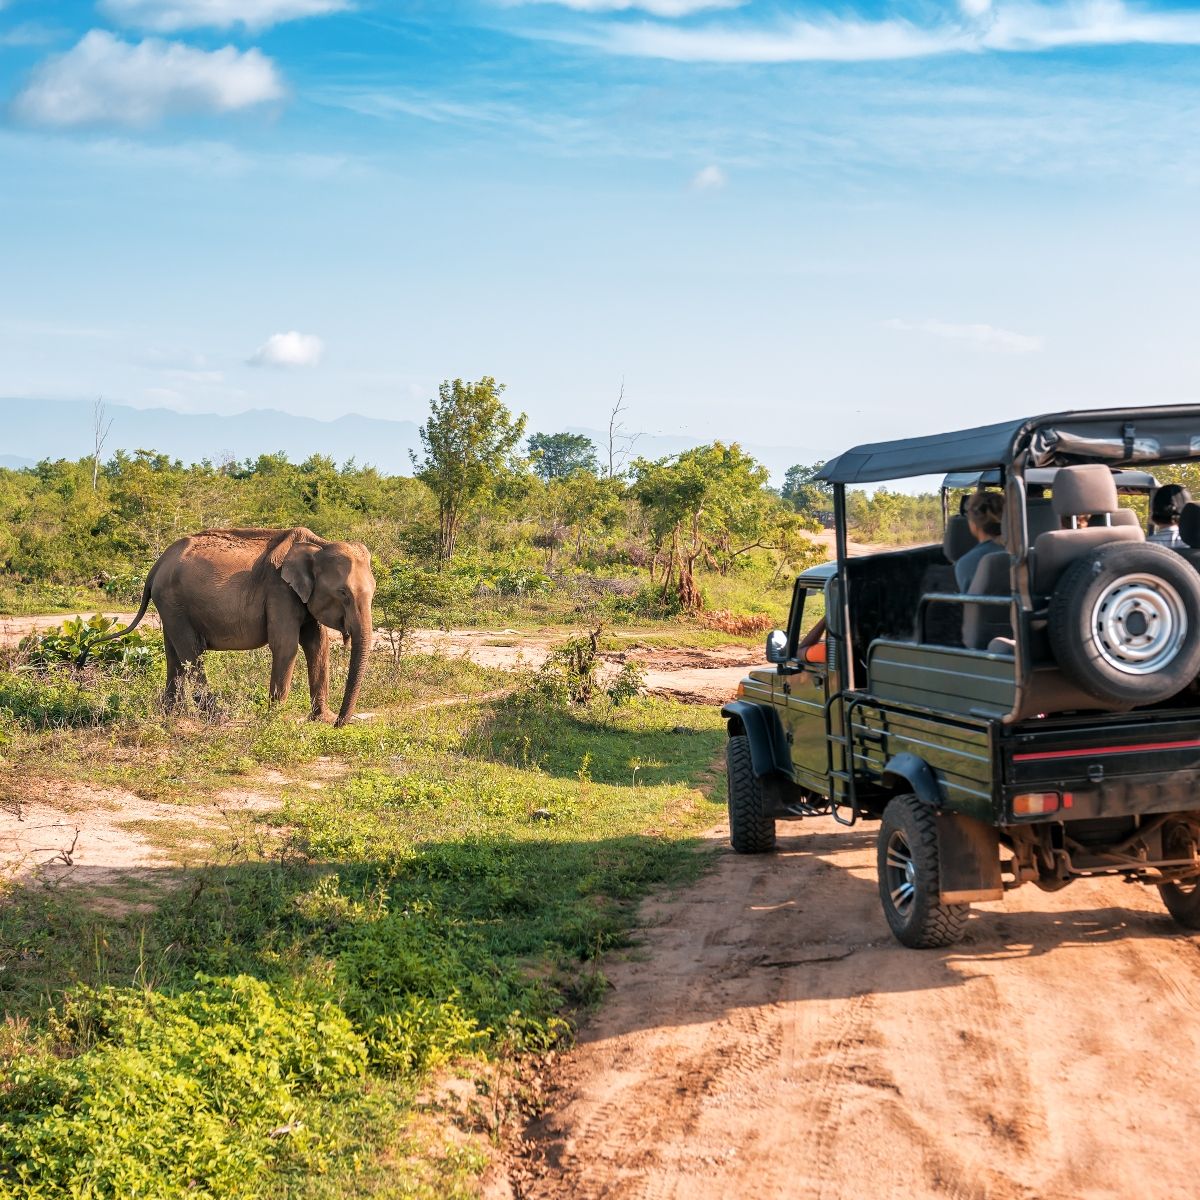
[0,615,758,705]
[517,815,1200,1200]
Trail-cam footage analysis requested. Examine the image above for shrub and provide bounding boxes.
[20,614,162,672]
[0,975,366,1198]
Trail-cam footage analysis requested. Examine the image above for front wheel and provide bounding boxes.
[877,795,968,948]
[1158,880,1200,929]
[725,735,775,854]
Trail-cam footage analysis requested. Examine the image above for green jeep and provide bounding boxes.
[723,406,1200,948]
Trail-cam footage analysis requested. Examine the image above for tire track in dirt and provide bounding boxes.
[517,817,1200,1200]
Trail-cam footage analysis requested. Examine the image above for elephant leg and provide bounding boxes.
[161,614,208,712]
[299,616,334,722]
[163,640,185,711]
[268,634,300,706]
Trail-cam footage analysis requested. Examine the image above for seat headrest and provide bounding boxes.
[1111,508,1141,528]
[943,513,976,563]
[1052,465,1119,518]
[1181,502,1200,549]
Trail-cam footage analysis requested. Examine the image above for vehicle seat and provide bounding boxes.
[963,552,1012,649]
[1027,497,1058,541]
[1111,508,1142,530]
[1031,465,1142,594]
[943,514,975,564]
[1176,502,1200,569]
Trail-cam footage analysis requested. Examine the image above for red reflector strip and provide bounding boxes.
[1013,738,1200,763]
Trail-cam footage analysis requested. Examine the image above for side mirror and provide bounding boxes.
[765,629,788,664]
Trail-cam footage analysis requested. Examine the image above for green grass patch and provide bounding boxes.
[0,657,725,1198]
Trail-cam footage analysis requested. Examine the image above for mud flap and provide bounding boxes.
[936,812,1003,903]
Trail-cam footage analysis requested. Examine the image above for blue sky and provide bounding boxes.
[2,0,1200,460]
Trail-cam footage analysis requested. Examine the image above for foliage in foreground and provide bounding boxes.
[0,658,724,1198]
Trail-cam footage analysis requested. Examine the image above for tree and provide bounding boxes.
[781,461,831,520]
[632,442,777,611]
[605,380,640,478]
[91,399,113,492]
[411,377,527,564]
[527,432,598,481]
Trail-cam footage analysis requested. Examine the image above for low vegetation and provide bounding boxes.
[0,636,724,1197]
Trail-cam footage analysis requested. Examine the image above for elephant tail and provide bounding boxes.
[76,568,157,667]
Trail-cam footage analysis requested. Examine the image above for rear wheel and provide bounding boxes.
[1158,881,1200,929]
[877,795,968,948]
[725,735,775,854]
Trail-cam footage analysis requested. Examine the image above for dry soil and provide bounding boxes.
[512,815,1200,1200]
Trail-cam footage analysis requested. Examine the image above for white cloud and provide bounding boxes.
[565,1,1200,62]
[10,31,284,128]
[99,0,351,33]
[512,0,742,14]
[690,163,727,189]
[248,331,324,369]
[883,318,1043,354]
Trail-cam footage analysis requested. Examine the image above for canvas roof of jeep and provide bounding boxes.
[817,405,1200,485]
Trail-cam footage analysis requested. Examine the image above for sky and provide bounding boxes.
[2,0,1200,463]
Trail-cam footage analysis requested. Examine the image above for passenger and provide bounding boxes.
[797,617,827,665]
[1149,484,1191,547]
[954,491,1005,592]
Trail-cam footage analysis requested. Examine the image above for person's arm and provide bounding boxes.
[796,616,827,654]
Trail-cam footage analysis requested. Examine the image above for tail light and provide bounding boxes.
[1013,791,1074,816]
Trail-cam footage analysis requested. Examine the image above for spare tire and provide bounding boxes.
[1049,541,1200,705]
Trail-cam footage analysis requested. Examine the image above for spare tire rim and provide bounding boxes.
[885,829,917,917]
[1091,574,1188,675]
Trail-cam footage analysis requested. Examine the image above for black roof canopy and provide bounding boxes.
[816,405,1200,485]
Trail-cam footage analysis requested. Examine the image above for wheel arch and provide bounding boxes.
[881,751,943,808]
[721,699,789,778]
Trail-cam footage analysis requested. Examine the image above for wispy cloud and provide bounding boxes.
[883,318,1043,354]
[552,1,1200,63]
[98,0,350,33]
[248,331,324,368]
[0,21,64,47]
[690,163,727,189]
[10,31,285,128]
[507,0,742,15]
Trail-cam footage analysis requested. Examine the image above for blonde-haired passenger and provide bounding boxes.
[954,491,1005,592]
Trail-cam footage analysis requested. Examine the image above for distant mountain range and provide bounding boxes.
[0,398,818,483]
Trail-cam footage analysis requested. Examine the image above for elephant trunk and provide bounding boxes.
[335,604,372,727]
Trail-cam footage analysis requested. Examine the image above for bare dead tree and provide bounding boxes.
[605,378,641,478]
[91,398,113,491]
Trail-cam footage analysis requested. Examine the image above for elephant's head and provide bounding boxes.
[280,538,375,726]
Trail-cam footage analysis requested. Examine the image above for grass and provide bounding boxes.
[0,640,726,1198]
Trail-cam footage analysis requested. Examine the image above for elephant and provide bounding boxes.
[90,527,375,727]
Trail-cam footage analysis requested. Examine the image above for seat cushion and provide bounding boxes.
[943,513,975,563]
[1032,525,1142,593]
[963,552,1012,649]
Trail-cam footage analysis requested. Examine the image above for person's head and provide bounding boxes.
[1152,483,1190,528]
[965,490,1004,541]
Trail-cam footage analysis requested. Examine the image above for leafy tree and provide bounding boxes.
[411,378,527,564]
[527,432,598,481]
[632,442,780,610]
[781,462,831,520]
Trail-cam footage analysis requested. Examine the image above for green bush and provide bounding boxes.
[0,673,126,728]
[0,975,366,1199]
[20,614,162,672]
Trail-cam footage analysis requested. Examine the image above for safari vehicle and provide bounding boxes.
[722,406,1200,948]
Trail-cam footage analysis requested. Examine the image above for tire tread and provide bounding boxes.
[726,735,776,854]
[878,795,968,949]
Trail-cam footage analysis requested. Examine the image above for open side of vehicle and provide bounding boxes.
[724,406,1200,947]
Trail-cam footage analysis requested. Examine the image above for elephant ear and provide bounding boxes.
[279,542,318,603]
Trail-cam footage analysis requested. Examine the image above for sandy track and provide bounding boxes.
[517,816,1200,1200]
[1,616,758,705]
